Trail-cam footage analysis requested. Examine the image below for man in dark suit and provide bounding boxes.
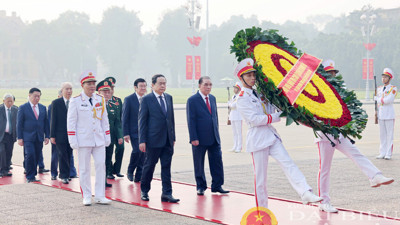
[17,88,50,183]
[139,74,179,203]
[123,78,147,182]
[186,76,229,195]
[0,94,17,177]
[50,82,74,184]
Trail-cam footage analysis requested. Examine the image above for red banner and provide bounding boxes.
[277,53,322,105]
[186,56,193,80]
[195,56,201,80]
[362,58,374,80]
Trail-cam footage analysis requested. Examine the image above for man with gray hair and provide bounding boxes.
[0,94,17,177]
[50,82,74,184]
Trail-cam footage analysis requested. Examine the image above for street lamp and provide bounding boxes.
[360,5,376,101]
[185,0,201,94]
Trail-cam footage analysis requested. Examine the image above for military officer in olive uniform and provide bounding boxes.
[104,77,125,178]
[96,79,123,182]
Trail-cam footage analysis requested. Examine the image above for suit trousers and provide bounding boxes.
[251,140,311,209]
[379,119,394,157]
[126,137,144,180]
[231,120,242,151]
[50,145,77,177]
[317,139,381,204]
[56,143,73,179]
[78,146,106,199]
[192,141,224,190]
[24,140,43,180]
[141,145,173,195]
[0,133,13,174]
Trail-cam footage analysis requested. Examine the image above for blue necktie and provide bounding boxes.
[159,96,167,116]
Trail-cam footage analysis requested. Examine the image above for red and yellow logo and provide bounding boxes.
[241,207,278,225]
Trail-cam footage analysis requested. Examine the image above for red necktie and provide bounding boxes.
[205,96,211,114]
[33,105,39,120]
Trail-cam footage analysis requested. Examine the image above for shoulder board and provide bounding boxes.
[238,91,244,97]
[96,93,104,97]
[392,85,396,88]
[73,94,81,98]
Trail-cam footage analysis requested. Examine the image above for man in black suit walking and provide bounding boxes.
[139,74,179,203]
[0,94,17,177]
[186,76,229,195]
[50,82,73,184]
[123,78,147,182]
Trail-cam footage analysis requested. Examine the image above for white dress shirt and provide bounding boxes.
[5,106,10,133]
[29,101,39,117]
[153,91,167,112]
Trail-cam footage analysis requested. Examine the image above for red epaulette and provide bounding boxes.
[73,94,81,98]
[239,91,244,97]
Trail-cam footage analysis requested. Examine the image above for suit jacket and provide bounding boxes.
[186,92,220,146]
[122,93,140,138]
[17,102,49,142]
[139,92,175,148]
[0,103,18,142]
[50,98,69,144]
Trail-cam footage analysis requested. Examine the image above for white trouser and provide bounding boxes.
[78,146,106,199]
[379,119,394,157]
[317,139,381,204]
[251,140,311,209]
[231,120,242,151]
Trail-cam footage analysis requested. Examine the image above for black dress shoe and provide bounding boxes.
[3,172,12,177]
[127,174,133,182]
[68,178,72,181]
[134,178,141,183]
[197,189,205,196]
[9,166,13,170]
[106,183,112,188]
[27,179,40,183]
[70,175,79,179]
[107,174,115,179]
[161,194,180,203]
[141,192,149,201]
[211,187,230,194]
[51,176,57,180]
[61,178,69,184]
[115,173,124,177]
[38,168,49,174]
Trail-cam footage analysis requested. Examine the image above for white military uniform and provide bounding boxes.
[67,91,110,200]
[237,87,313,208]
[228,93,242,152]
[315,132,381,204]
[377,83,397,158]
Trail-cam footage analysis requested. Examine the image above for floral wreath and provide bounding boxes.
[230,27,368,141]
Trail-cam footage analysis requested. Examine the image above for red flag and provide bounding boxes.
[195,56,201,80]
[186,56,193,80]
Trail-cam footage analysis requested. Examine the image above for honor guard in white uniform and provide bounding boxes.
[315,60,394,213]
[67,71,112,206]
[376,68,397,160]
[235,58,322,209]
[228,82,243,153]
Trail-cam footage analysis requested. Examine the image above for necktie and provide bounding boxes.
[252,90,258,98]
[383,86,386,92]
[205,96,211,114]
[89,98,93,106]
[7,108,12,133]
[33,105,39,120]
[159,96,167,116]
[66,100,69,110]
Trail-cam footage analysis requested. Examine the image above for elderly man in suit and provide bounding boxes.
[0,94,17,177]
[123,78,147,182]
[139,74,179,203]
[17,88,50,183]
[50,82,74,184]
[186,76,229,196]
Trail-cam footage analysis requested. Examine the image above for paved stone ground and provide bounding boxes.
[2,103,400,224]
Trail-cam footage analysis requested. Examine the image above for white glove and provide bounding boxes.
[270,112,282,123]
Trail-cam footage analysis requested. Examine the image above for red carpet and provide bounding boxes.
[1,165,399,225]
